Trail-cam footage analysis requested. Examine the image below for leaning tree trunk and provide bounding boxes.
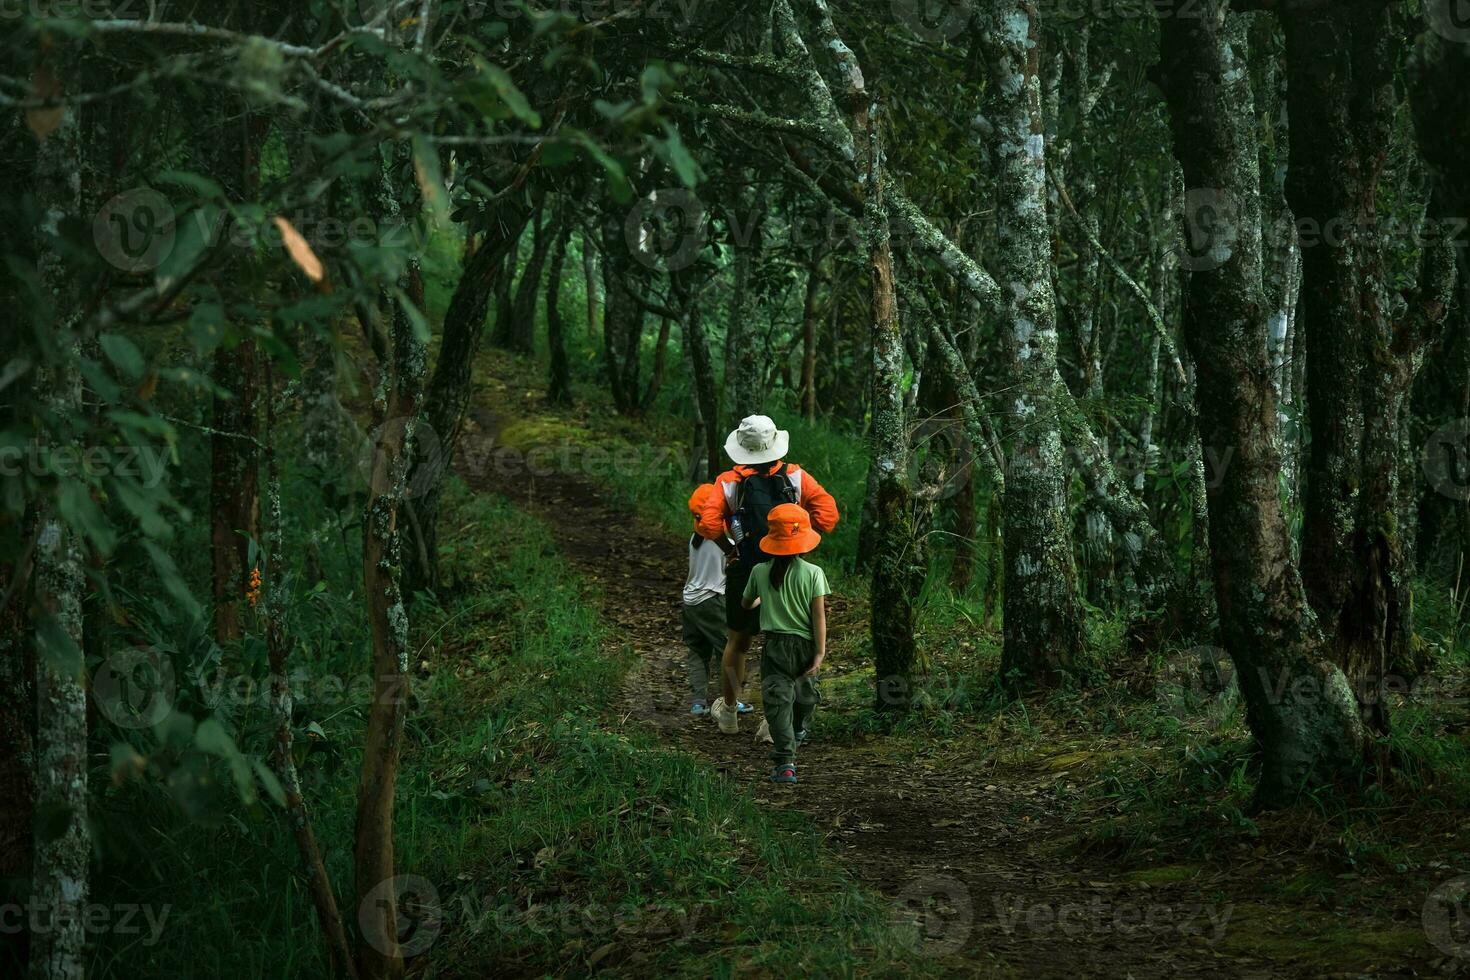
[980,0,1085,683]
[1159,0,1363,807]
[29,52,89,978]
[723,213,766,429]
[404,205,530,599]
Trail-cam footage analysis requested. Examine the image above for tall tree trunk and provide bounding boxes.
[640,316,673,412]
[210,338,260,643]
[805,0,920,708]
[1283,2,1452,732]
[356,152,430,980]
[30,48,89,977]
[404,206,530,599]
[801,252,824,421]
[981,0,1085,682]
[582,234,599,338]
[723,208,766,429]
[1159,0,1363,806]
[508,200,552,355]
[599,204,646,415]
[1409,8,1470,575]
[546,215,573,406]
[264,366,359,979]
[491,245,516,348]
[675,271,721,478]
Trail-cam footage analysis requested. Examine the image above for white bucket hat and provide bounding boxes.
[724,415,789,465]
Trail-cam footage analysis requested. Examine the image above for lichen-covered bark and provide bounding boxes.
[1159,1,1363,806]
[803,0,920,705]
[30,46,89,978]
[357,162,429,980]
[264,370,358,980]
[980,0,1084,681]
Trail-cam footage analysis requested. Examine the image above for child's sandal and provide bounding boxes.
[770,763,797,784]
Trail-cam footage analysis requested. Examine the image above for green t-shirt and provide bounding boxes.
[742,557,830,640]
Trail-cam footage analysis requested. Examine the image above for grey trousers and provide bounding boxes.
[681,595,726,701]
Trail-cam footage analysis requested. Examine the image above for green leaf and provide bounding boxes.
[252,758,286,808]
[58,481,116,555]
[35,614,82,680]
[99,333,146,381]
[392,288,432,345]
[479,63,541,128]
[196,718,256,804]
[658,123,699,188]
[143,540,201,619]
[156,170,224,201]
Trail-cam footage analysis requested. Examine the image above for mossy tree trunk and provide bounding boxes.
[1159,0,1365,807]
[29,42,89,980]
[980,0,1085,683]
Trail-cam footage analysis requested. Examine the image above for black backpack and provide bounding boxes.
[733,464,800,565]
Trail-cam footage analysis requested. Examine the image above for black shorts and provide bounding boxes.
[725,559,765,635]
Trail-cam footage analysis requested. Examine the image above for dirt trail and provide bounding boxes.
[461,407,1404,979]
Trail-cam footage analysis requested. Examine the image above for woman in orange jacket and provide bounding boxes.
[698,415,839,734]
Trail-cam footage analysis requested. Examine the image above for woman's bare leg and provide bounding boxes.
[720,629,755,707]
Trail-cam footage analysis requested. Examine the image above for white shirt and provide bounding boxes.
[683,535,726,605]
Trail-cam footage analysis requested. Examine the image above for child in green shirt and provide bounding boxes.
[742,503,829,784]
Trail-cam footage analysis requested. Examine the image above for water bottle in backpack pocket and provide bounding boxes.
[734,465,800,564]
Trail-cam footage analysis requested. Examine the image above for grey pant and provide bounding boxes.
[761,632,820,764]
[681,595,726,701]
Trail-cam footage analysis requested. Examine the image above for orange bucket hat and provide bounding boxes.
[760,503,821,556]
[688,483,717,516]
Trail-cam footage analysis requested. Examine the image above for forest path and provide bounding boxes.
[457,407,1275,979]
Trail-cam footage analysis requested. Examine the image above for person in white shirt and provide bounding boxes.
[682,485,751,717]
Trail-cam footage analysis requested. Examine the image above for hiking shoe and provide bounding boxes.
[736,701,754,714]
[690,702,709,717]
[795,728,808,744]
[712,697,739,734]
[755,719,774,744]
[770,763,797,784]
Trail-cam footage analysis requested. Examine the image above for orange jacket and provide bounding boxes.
[696,462,840,542]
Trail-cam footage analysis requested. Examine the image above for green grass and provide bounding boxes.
[82,477,932,978]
